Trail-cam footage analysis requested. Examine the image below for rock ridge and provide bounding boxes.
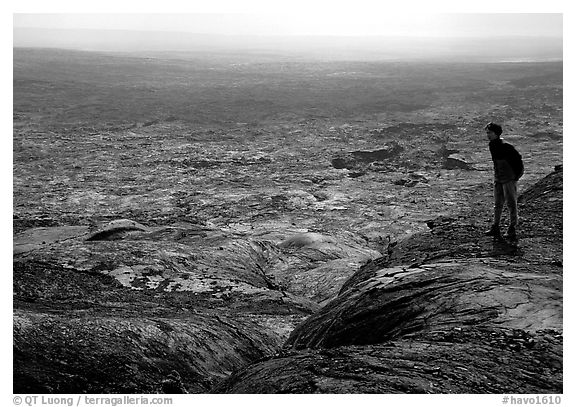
[213,167,563,393]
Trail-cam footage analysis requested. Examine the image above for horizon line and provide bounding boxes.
[13,26,564,39]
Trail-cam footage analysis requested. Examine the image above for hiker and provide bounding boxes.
[484,122,524,240]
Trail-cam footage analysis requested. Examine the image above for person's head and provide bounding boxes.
[484,122,502,141]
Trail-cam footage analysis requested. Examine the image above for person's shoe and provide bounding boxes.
[485,225,501,237]
[506,226,517,240]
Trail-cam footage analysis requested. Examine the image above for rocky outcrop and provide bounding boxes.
[274,232,380,303]
[13,249,296,393]
[331,142,404,171]
[437,145,474,170]
[443,155,473,170]
[85,219,150,241]
[517,165,563,241]
[393,172,428,187]
[214,167,563,394]
[14,306,280,393]
[214,328,562,394]
[286,259,561,349]
[13,220,379,393]
[13,219,317,393]
[14,166,563,394]
[342,165,563,290]
[14,48,563,395]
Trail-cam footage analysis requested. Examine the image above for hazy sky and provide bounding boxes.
[13,12,562,38]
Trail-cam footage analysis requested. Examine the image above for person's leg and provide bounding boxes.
[487,182,504,236]
[503,181,519,237]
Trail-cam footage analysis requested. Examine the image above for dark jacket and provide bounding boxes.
[489,138,524,183]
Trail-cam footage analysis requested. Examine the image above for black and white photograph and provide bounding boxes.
[10,1,566,401]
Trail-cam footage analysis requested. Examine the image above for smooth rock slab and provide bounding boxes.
[286,259,562,349]
[13,226,90,255]
[274,232,381,303]
[86,219,150,241]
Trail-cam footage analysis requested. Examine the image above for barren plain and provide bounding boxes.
[13,48,562,393]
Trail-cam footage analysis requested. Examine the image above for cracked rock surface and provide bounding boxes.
[214,328,562,394]
[14,50,562,394]
[215,167,563,394]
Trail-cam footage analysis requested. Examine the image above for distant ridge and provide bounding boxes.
[13,27,563,62]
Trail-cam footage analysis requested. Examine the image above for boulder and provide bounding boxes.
[85,219,150,241]
[331,142,404,170]
[443,154,473,170]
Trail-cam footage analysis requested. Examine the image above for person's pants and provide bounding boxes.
[493,181,518,229]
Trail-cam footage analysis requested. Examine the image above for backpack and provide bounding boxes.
[505,142,524,180]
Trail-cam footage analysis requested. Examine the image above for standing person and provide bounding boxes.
[484,122,524,240]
